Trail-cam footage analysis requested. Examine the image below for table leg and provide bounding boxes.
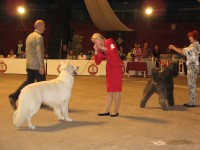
[144,71,146,78]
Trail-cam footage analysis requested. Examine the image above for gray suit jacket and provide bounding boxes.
[26,31,45,70]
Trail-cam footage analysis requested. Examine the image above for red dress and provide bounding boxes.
[95,38,122,92]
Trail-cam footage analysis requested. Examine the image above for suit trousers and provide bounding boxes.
[10,69,46,101]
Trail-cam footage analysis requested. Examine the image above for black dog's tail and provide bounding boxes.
[152,68,159,82]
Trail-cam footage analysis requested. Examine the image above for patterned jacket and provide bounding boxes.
[25,30,45,70]
[183,41,200,66]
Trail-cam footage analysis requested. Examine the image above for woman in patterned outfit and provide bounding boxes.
[91,33,122,117]
[169,30,200,107]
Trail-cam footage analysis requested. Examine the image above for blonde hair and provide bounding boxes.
[91,33,105,41]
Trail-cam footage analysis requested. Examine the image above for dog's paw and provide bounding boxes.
[65,117,72,122]
[140,101,146,108]
[29,125,36,130]
[159,99,167,110]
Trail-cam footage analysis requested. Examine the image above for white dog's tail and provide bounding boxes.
[13,95,29,128]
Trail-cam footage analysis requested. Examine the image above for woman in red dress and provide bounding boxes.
[91,33,123,117]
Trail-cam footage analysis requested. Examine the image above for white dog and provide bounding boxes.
[13,61,78,130]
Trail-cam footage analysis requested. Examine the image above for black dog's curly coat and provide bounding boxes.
[140,62,179,110]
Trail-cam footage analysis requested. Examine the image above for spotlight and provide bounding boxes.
[145,7,153,15]
[17,6,26,29]
[17,6,25,15]
[144,7,153,30]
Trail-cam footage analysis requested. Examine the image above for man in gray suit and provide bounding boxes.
[9,20,46,109]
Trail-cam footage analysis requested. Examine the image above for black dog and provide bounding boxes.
[140,62,178,110]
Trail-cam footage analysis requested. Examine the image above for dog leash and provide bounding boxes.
[78,60,90,75]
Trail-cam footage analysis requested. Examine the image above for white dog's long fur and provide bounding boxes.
[13,61,77,130]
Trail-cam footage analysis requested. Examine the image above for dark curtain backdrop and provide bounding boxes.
[104,30,190,54]
[0,20,199,57]
[0,21,49,56]
[47,0,72,59]
[105,31,135,54]
[72,21,199,55]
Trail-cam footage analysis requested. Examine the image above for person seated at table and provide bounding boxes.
[142,42,152,60]
[78,51,87,60]
[17,50,26,59]
[7,49,17,59]
[66,50,76,60]
[134,44,142,62]
[126,44,136,61]
[118,46,126,60]
[153,44,160,67]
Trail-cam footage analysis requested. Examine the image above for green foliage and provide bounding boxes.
[70,34,83,56]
